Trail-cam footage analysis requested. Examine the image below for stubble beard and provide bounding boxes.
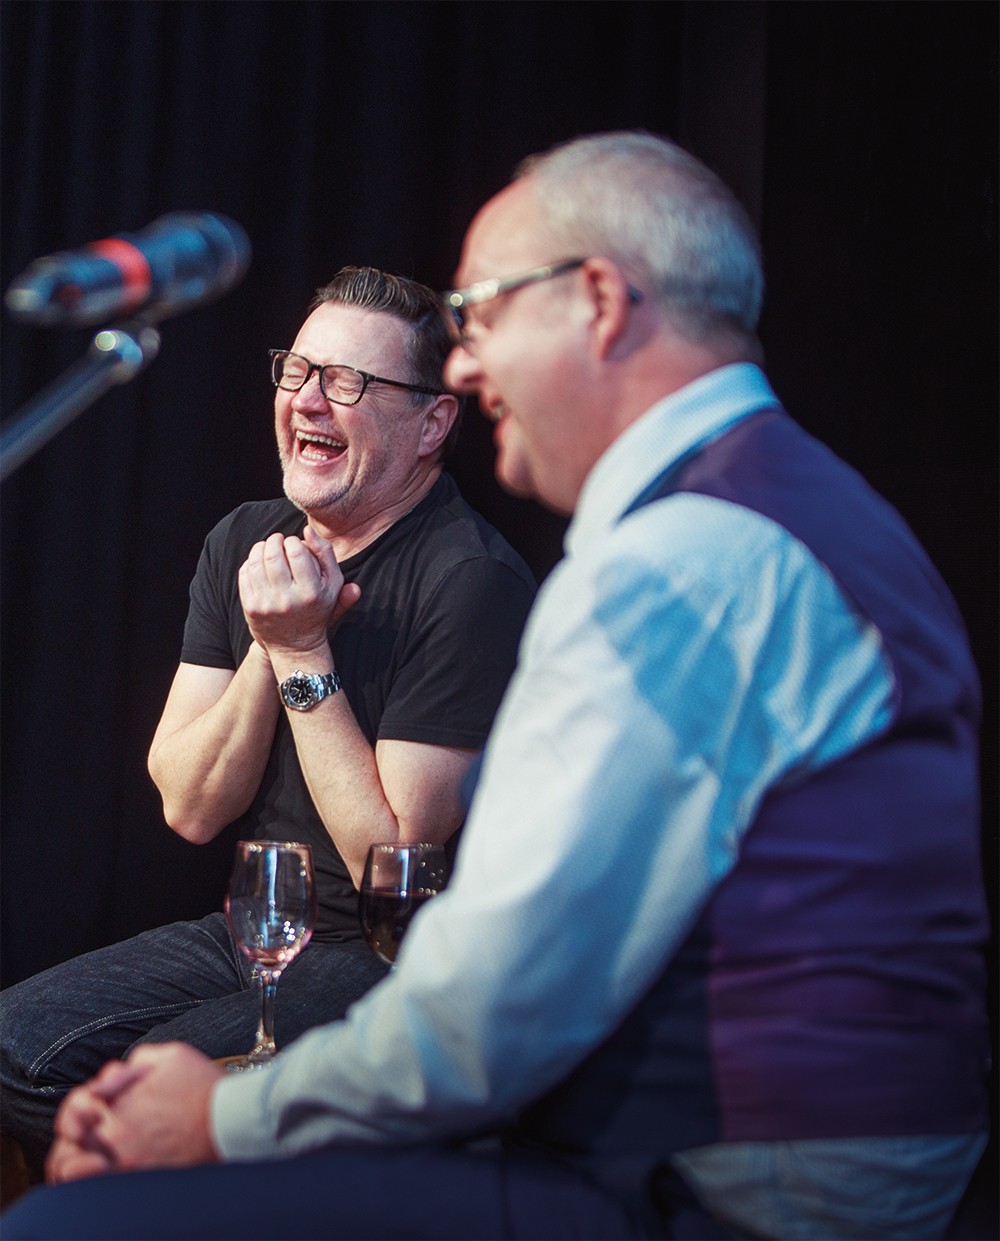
[278,437,353,520]
[281,465,354,521]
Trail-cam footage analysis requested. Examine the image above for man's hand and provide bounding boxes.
[46,1044,224,1184]
[238,524,361,660]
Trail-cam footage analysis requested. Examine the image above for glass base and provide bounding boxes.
[219,1051,275,1073]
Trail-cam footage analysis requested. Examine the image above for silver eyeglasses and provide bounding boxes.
[269,349,442,407]
[441,259,587,345]
[441,258,643,345]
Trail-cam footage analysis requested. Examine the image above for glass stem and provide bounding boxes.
[253,970,279,1057]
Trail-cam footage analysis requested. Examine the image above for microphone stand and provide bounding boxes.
[0,318,161,482]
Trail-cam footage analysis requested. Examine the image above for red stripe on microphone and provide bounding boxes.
[88,238,153,306]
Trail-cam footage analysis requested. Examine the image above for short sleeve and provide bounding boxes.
[179,516,243,670]
[376,556,534,747]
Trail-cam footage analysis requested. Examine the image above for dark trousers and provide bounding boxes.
[0,913,388,1172]
[0,1145,656,1240]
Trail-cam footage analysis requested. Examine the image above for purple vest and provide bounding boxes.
[519,409,990,1162]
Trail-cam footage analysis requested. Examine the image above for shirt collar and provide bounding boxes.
[566,363,779,556]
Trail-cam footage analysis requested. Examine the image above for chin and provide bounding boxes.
[282,482,308,515]
[495,455,536,500]
[493,425,537,499]
[283,470,342,517]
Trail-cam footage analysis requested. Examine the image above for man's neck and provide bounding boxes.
[307,466,442,561]
[608,330,761,445]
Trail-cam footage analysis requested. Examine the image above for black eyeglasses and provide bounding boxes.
[441,258,643,345]
[269,349,442,406]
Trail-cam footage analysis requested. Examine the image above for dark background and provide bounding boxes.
[1,0,995,1038]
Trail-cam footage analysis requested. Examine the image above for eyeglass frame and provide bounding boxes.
[442,259,585,344]
[269,348,443,407]
[442,257,644,345]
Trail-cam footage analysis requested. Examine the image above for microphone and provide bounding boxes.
[4,211,252,327]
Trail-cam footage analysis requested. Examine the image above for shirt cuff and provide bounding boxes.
[211,1068,277,1161]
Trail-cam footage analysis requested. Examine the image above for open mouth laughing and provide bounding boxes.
[295,429,346,463]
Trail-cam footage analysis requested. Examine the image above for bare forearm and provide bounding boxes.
[268,649,399,883]
[299,719,402,883]
[148,646,281,842]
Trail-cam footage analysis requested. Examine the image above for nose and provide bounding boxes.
[290,372,330,415]
[443,342,482,395]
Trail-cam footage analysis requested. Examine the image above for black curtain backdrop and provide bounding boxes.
[1,1,995,1026]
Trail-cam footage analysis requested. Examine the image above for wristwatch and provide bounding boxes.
[279,669,342,712]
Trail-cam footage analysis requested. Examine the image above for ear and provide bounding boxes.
[418,393,459,459]
[580,257,637,360]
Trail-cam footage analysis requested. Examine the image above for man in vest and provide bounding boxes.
[6,132,990,1241]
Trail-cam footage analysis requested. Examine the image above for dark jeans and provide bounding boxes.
[0,1146,655,1240]
[0,913,388,1171]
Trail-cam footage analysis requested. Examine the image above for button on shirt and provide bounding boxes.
[212,364,901,1180]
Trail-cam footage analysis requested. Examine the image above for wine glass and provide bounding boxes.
[359,843,449,966]
[224,839,316,1071]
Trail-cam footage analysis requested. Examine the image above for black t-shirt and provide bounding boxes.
[181,473,536,940]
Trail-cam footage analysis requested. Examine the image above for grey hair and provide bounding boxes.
[516,131,764,342]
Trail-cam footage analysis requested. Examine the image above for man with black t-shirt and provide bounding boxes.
[0,267,535,1174]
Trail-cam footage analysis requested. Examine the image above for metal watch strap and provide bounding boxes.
[279,669,342,712]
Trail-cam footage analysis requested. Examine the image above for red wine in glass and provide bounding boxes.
[360,843,448,966]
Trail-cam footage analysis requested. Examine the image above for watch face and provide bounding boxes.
[286,676,314,708]
[282,673,319,711]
